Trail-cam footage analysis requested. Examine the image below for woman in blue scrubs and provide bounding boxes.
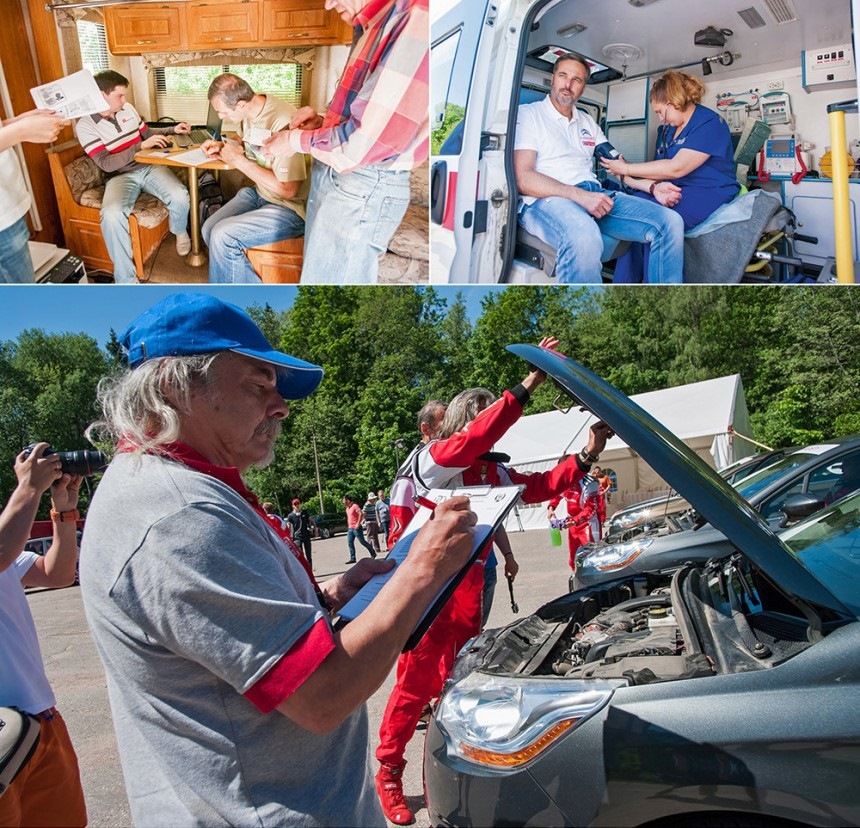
[601,70,740,282]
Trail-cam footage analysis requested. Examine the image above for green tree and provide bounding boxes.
[431,103,465,155]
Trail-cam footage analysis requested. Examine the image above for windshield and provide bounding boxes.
[735,452,818,501]
[780,491,860,617]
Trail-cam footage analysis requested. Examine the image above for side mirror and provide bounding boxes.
[778,492,825,527]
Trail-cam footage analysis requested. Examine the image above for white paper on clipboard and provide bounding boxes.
[336,485,524,645]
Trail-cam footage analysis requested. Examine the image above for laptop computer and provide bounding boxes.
[175,102,223,147]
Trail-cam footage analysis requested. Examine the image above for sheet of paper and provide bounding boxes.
[31,69,104,119]
[245,126,272,145]
[163,148,211,167]
[337,485,524,627]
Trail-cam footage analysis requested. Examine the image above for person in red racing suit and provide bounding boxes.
[548,476,598,572]
[375,340,612,825]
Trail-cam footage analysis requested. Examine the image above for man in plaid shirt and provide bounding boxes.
[263,0,427,284]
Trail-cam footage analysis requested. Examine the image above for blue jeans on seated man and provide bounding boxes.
[518,180,684,284]
[0,216,36,283]
[101,165,190,284]
[202,187,305,284]
[299,159,410,285]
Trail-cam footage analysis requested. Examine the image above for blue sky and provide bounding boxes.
[0,285,508,349]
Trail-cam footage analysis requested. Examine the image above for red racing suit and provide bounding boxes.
[549,480,598,571]
[376,385,589,767]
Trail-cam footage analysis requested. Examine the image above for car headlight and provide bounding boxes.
[578,538,653,571]
[434,672,620,772]
[613,508,650,530]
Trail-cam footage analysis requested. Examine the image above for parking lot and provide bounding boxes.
[29,527,569,827]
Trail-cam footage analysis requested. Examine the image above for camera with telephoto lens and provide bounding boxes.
[22,443,108,477]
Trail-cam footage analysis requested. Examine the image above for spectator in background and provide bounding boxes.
[362,492,382,558]
[262,501,286,529]
[0,108,65,282]
[261,0,428,284]
[343,494,376,564]
[285,497,316,569]
[0,443,87,827]
[74,70,191,284]
[376,488,391,548]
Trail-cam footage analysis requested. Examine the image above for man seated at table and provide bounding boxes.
[200,73,309,284]
[74,70,192,284]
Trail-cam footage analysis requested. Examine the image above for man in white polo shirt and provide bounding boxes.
[74,70,191,284]
[514,52,684,284]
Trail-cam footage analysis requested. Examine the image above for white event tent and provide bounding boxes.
[495,374,754,532]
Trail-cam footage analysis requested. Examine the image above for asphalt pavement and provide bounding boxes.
[28,527,571,827]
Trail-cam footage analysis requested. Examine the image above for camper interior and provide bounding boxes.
[3,0,429,285]
[430,0,860,284]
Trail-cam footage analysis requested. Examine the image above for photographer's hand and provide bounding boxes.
[0,444,63,574]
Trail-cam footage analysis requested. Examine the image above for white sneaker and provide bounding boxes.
[175,233,192,256]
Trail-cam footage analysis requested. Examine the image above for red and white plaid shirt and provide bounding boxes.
[288,0,428,173]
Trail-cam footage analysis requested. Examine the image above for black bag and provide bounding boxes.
[0,707,40,796]
[197,170,225,228]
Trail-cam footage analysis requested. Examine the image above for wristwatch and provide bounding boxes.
[50,508,80,523]
[579,449,599,466]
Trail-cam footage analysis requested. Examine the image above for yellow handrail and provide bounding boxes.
[828,102,857,284]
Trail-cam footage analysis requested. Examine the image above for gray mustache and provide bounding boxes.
[254,419,282,439]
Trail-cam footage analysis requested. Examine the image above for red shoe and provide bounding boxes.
[375,762,414,825]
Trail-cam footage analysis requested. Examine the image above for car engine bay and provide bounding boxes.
[466,556,820,687]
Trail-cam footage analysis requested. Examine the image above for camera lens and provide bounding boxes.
[56,450,108,477]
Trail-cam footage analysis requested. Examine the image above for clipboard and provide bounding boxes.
[335,485,524,651]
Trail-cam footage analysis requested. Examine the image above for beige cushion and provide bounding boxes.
[410,163,429,207]
[65,156,103,202]
[66,157,169,229]
[387,202,428,260]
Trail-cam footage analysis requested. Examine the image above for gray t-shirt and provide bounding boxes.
[80,452,383,827]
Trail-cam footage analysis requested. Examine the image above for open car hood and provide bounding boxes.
[508,344,848,615]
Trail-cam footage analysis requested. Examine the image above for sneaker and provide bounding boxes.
[175,232,192,256]
[375,763,414,826]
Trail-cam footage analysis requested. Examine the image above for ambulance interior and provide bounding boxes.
[3,0,427,284]
[509,0,859,283]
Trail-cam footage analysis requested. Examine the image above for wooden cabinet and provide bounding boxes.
[261,0,352,46]
[104,0,350,55]
[186,1,260,49]
[104,4,187,54]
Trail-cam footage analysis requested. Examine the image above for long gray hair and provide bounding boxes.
[437,388,496,439]
[85,353,223,455]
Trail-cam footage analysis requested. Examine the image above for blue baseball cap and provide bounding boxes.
[121,293,324,400]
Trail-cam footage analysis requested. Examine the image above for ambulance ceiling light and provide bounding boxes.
[737,7,767,29]
[763,0,798,25]
[602,43,645,63]
[628,0,664,6]
[557,22,588,37]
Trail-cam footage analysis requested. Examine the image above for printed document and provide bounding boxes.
[31,70,105,119]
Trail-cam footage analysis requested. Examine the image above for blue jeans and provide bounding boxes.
[0,217,35,283]
[346,527,376,562]
[300,160,410,284]
[202,187,305,284]
[519,183,684,283]
[102,166,190,284]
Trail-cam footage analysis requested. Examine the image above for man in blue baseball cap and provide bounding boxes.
[78,292,477,826]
